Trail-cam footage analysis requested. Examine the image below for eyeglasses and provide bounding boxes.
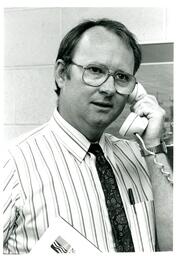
[70,60,136,95]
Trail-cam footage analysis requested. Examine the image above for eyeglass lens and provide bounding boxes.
[83,64,135,95]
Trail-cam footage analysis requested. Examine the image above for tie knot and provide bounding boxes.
[89,143,104,157]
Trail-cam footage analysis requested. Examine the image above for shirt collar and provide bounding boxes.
[49,109,92,162]
[49,109,107,162]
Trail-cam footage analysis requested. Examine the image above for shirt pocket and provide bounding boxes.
[126,200,156,252]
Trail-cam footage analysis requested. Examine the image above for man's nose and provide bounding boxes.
[99,75,116,96]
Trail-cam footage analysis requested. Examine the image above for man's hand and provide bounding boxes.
[131,94,166,147]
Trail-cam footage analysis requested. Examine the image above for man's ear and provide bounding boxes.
[54,59,67,88]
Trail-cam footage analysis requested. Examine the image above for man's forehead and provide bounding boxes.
[78,26,119,46]
[74,26,131,58]
[73,25,134,67]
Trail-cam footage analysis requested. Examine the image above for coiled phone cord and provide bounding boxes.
[135,133,173,185]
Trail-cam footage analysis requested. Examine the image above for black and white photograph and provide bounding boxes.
[2,4,175,255]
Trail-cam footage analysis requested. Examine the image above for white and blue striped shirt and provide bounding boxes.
[3,109,156,253]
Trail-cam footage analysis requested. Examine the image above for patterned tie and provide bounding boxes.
[89,143,134,252]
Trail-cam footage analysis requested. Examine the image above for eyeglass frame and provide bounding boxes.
[69,60,137,95]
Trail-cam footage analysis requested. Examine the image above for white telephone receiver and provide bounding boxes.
[119,82,148,138]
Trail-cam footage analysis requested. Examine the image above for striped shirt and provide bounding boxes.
[3,108,156,253]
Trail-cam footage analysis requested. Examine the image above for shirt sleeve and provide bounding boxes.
[2,151,24,244]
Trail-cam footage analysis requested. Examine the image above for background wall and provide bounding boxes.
[3,7,173,142]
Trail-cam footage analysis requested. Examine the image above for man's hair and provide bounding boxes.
[55,18,142,96]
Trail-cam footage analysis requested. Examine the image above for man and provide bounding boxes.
[3,18,173,253]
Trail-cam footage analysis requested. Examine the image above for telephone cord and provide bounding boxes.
[135,133,173,185]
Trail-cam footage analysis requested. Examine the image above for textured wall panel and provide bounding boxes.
[4,66,56,124]
[4,8,62,66]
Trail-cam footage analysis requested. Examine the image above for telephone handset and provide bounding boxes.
[119,82,148,138]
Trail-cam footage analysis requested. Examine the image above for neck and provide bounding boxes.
[73,122,103,142]
[86,131,102,143]
[57,105,104,142]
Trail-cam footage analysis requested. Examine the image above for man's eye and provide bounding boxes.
[87,66,104,74]
[116,73,130,82]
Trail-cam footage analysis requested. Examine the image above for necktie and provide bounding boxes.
[89,143,134,252]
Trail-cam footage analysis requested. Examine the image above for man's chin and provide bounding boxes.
[90,118,113,130]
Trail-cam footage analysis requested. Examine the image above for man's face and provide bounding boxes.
[56,26,135,141]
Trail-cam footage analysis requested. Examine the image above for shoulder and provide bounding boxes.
[103,132,146,166]
[6,123,48,150]
[104,133,151,185]
[104,132,141,153]
[2,122,49,167]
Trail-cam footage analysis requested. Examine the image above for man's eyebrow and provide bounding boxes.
[90,62,131,74]
[85,61,106,66]
[86,61,125,70]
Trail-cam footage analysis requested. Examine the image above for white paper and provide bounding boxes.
[29,216,101,255]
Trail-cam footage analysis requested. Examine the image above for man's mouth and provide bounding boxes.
[91,101,113,109]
